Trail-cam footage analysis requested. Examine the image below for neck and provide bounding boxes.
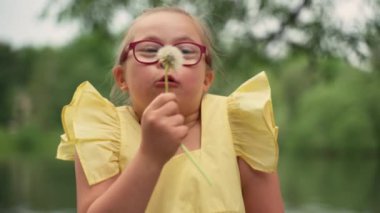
[183,110,200,129]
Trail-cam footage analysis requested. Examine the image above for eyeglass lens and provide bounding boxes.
[134,41,201,65]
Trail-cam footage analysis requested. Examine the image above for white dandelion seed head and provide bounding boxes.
[157,46,184,71]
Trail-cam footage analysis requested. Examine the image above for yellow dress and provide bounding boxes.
[56,71,279,213]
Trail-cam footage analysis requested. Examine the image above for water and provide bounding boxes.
[0,155,379,212]
[0,158,76,213]
[279,154,380,213]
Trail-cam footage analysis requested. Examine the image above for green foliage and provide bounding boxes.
[43,0,380,69]
[286,62,379,154]
[0,125,60,159]
[27,33,116,128]
[1,0,380,157]
[0,44,37,126]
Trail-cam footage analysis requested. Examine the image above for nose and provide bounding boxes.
[155,60,165,69]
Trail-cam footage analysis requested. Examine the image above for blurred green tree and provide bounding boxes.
[42,0,380,71]
[1,0,379,155]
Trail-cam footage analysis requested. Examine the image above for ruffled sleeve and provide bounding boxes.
[227,72,279,172]
[56,81,121,185]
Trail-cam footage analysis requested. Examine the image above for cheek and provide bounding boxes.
[181,68,208,92]
[125,62,152,84]
[187,63,208,83]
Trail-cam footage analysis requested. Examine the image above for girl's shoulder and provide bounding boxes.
[57,81,122,185]
[205,72,279,173]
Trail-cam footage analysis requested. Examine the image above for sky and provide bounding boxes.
[0,0,375,48]
[0,0,81,48]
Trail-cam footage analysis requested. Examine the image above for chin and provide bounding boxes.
[178,97,203,115]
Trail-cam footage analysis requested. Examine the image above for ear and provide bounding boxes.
[203,70,214,92]
[113,65,128,91]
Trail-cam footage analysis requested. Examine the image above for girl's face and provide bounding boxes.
[115,11,214,119]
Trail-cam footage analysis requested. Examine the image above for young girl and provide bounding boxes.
[57,6,284,213]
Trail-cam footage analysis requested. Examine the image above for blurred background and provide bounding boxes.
[0,0,379,212]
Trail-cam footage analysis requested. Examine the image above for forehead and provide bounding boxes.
[130,11,203,43]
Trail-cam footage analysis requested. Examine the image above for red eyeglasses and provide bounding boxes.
[118,40,209,66]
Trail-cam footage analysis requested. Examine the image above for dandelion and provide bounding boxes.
[157,46,212,185]
[157,46,183,71]
[157,46,184,92]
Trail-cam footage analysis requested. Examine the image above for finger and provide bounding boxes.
[173,125,189,140]
[148,93,177,110]
[164,114,185,126]
[156,100,180,116]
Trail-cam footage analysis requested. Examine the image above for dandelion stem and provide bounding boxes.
[164,64,169,93]
[163,60,212,186]
[180,144,212,186]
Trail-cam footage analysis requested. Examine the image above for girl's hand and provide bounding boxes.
[139,93,189,165]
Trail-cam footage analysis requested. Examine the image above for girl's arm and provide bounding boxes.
[75,149,164,213]
[75,93,188,213]
[238,157,284,213]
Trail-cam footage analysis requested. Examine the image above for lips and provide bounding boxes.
[154,75,179,88]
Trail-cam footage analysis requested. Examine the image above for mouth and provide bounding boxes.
[155,75,179,88]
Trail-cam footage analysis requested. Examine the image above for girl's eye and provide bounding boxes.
[135,42,161,54]
[181,48,195,54]
[140,46,159,53]
[176,44,198,55]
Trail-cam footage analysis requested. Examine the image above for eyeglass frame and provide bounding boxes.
[118,40,209,67]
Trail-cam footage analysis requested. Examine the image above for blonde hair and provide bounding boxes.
[110,6,218,105]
